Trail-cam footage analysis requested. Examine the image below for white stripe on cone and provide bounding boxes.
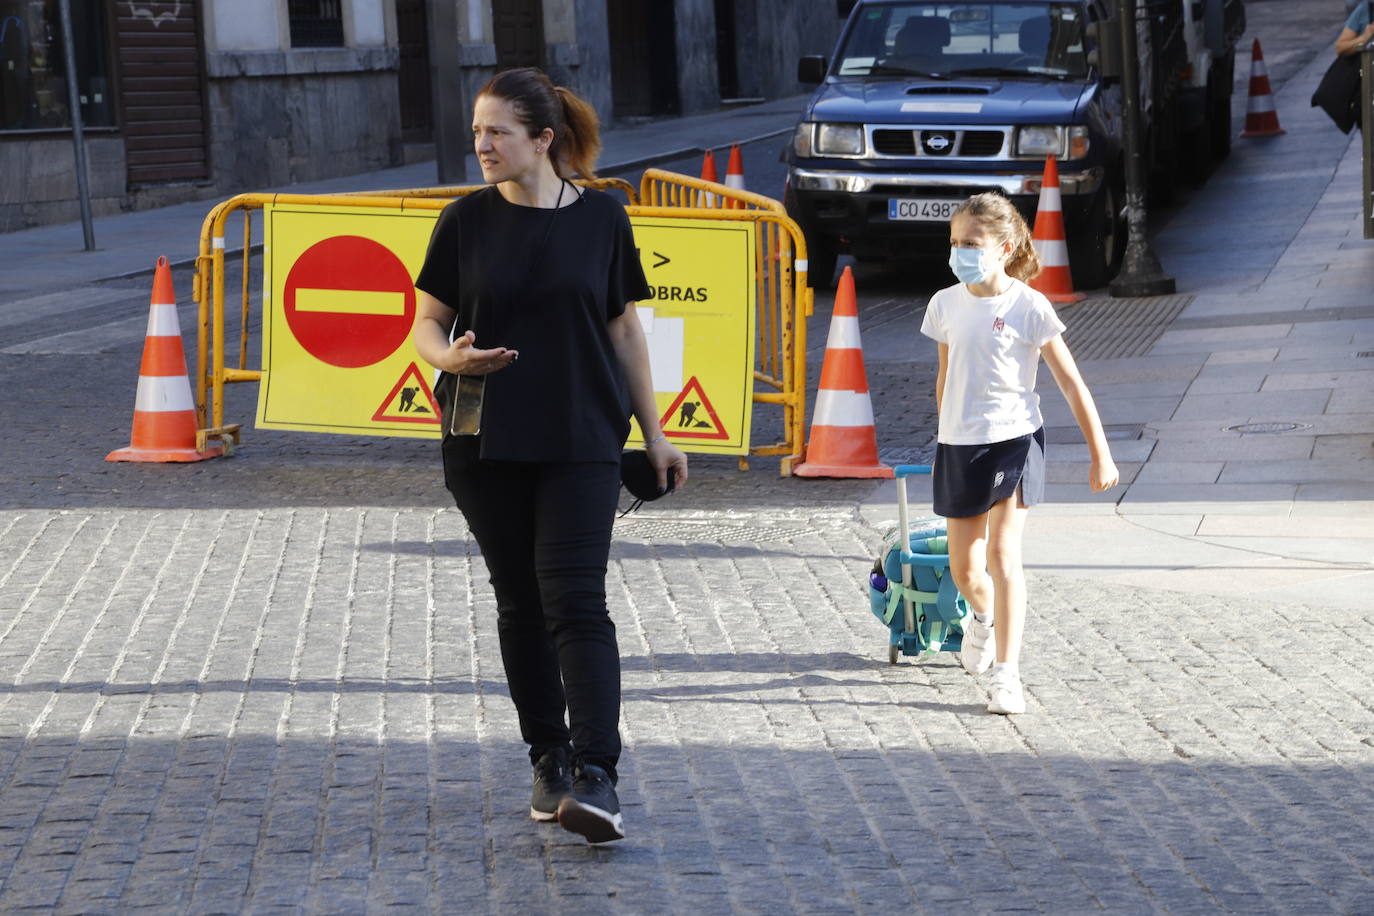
[146,303,181,337]
[1248,95,1275,114]
[134,375,196,413]
[1037,185,1062,212]
[824,315,862,350]
[812,388,876,427]
[725,174,745,190]
[1032,238,1070,268]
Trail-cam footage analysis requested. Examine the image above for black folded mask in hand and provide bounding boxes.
[620,450,676,503]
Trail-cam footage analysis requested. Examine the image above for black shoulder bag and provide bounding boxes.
[1312,4,1370,135]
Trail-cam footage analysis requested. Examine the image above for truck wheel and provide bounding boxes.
[1183,82,1215,185]
[807,237,839,290]
[1210,87,1232,162]
[1069,181,1124,291]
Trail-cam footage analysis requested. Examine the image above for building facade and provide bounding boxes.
[0,0,842,232]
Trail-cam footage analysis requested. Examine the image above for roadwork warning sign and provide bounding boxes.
[628,217,756,455]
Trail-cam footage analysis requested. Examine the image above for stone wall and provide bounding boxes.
[674,0,721,115]
[743,0,845,101]
[204,49,403,192]
[0,136,126,232]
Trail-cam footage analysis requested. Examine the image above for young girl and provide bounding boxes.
[920,192,1118,715]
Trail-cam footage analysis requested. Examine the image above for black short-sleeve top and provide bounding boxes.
[414,185,651,463]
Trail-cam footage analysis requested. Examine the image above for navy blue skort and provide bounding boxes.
[933,428,1046,519]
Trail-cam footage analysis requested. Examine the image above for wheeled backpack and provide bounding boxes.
[867,465,970,663]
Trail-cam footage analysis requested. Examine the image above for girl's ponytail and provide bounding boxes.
[552,86,601,180]
[952,192,1042,282]
[1004,217,1041,282]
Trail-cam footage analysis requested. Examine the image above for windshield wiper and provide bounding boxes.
[945,66,1073,81]
[854,64,948,78]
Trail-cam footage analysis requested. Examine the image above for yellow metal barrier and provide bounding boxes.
[191,172,814,474]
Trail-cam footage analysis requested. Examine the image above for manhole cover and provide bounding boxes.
[1225,422,1313,434]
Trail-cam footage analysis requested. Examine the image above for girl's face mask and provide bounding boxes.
[948,244,1002,285]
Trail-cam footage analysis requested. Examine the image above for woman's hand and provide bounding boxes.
[1090,457,1119,493]
[439,330,518,376]
[648,436,688,492]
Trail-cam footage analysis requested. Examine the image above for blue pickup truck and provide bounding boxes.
[784,0,1243,289]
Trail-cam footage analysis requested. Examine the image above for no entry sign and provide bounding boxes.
[283,235,416,368]
[258,204,443,438]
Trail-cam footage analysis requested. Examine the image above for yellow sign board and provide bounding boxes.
[628,217,756,455]
[258,203,442,438]
[258,204,757,454]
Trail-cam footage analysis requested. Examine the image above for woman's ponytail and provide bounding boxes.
[552,86,601,180]
[477,68,602,180]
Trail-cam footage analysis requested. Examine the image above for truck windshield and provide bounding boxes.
[835,3,1088,80]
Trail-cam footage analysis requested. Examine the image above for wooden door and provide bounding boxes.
[493,0,545,70]
[115,0,208,185]
[396,0,432,141]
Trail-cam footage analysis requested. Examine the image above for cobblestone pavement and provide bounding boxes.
[0,507,1370,913]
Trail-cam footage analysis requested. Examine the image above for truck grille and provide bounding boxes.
[868,127,1007,158]
[959,131,1004,156]
[872,129,917,156]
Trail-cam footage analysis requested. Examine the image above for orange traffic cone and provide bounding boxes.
[107,257,224,463]
[794,266,892,479]
[699,149,719,207]
[724,143,745,208]
[1240,38,1284,138]
[1029,155,1086,303]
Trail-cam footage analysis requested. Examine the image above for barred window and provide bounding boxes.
[289,0,344,48]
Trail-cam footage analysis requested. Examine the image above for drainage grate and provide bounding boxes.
[1225,422,1313,434]
[1056,294,1193,361]
[613,517,808,543]
[1358,351,1374,358]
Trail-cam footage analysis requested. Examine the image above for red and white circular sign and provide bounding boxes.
[283,235,417,368]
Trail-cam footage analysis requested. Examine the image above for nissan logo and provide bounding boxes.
[927,135,950,150]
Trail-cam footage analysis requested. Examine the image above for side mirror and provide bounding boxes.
[798,55,828,85]
[1085,17,1122,81]
[837,0,857,17]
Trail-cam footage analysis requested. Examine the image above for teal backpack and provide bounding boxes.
[867,467,970,663]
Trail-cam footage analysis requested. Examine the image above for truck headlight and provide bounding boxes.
[815,123,866,156]
[793,122,814,158]
[1016,125,1061,157]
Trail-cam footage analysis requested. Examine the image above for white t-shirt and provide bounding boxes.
[919,278,1066,445]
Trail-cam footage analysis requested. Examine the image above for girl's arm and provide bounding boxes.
[1041,335,1119,492]
[608,303,689,490]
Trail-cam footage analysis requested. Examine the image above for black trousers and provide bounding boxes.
[442,436,623,780]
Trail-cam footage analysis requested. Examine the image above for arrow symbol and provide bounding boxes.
[652,251,671,269]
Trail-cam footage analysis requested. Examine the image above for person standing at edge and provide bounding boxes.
[921,192,1118,715]
[412,68,688,844]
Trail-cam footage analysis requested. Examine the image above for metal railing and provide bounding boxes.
[191,171,815,474]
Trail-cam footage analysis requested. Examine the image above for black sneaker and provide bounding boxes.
[556,763,624,843]
[530,747,572,822]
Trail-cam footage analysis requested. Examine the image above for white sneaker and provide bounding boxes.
[987,668,1026,715]
[959,615,995,675]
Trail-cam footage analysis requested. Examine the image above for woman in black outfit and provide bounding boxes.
[412,68,688,845]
